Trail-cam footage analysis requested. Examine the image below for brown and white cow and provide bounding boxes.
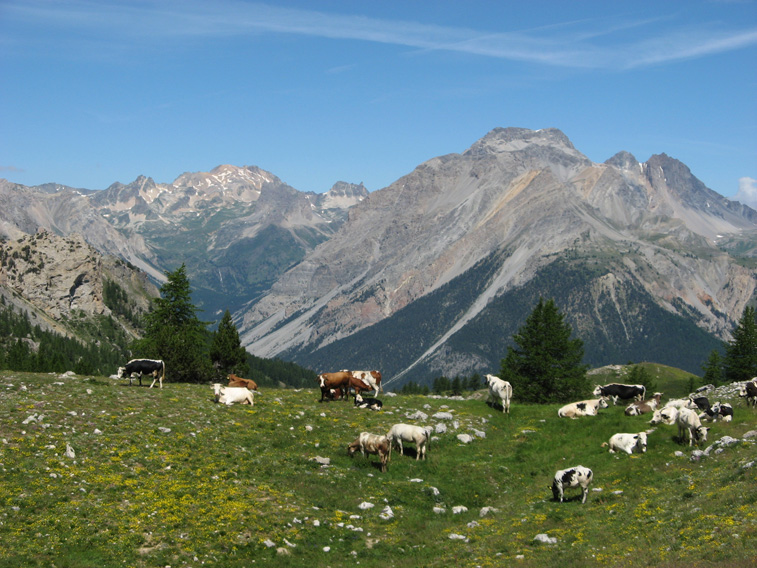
[227,374,258,390]
[317,371,352,402]
[625,393,663,416]
[347,432,390,472]
[349,370,382,397]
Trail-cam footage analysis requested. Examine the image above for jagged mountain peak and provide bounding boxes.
[605,151,639,170]
[464,127,577,155]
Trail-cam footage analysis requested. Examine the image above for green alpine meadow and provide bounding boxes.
[2,369,755,568]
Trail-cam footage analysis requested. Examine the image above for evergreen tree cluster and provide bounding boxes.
[0,298,132,375]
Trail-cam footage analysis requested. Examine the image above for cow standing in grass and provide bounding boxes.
[117,359,166,389]
[551,466,593,504]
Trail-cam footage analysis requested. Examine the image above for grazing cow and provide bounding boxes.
[676,407,710,446]
[349,370,383,397]
[484,374,513,414]
[317,371,352,402]
[347,432,390,472]
[212,383,254,406]
[551,466,593,504]
[603,432,648,455]
[592,383,646,404]
[227,374,258,390]
[386,423,429,460]
[649,406,678,426]
[738,380,757,408]
[348,375,373,399]
[354,393,383,410]
[117,359,166,388]
[625,393,663,416]
[557,398,608,418]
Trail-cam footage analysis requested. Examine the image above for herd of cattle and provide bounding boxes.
[115,358,757,504]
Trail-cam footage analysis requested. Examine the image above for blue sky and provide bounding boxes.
[1,1,756,206]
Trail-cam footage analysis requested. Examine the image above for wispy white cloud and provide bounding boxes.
[0,165,25,173]
[4,0,757,69]
[734,177,757,209]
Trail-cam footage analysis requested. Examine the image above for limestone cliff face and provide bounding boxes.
[0,230,157,337]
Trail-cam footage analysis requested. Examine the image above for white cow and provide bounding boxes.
[552,466,593,504]
[557,398,608,418]
[676,407,710,446]
[603,432,648,455]
[212,383,254,406]
[386,423,429,460]
[485,374,513,414]
[649,406,678,426]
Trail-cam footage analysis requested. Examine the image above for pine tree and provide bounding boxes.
[723,306,757,383]
[209,310,250,380]
[701,348,725,386]
[134,264,212,383]
[500,297,589,403]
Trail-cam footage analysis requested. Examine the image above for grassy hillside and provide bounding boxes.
[1,371,755,568]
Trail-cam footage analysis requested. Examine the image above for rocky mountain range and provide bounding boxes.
[1,128,755,387]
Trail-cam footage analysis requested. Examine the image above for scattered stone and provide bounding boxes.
[263,539,276,548]
[65,443,75,459]
[433,506,446,514]
[456,434,473,444]
[448,533,468,542]
[479,506,498,517]
[158,427,171,433]
[379,506,394,520]
[433,412,454,420]
[358,502,374,510]
[312,456,330,466]
[452,506,468,514]
[534,534,557,544]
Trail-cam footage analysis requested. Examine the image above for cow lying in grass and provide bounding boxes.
[603,432,648,455]
[386,423,429,460]
[625,393,662,416]
[347,432,390,472]
[557,398,608,418]
[354,393,383,410]
[552,466,593,504]
[227,374,258,390]
[212,383,254,406]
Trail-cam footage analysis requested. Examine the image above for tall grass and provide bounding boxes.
[1,371,755,567]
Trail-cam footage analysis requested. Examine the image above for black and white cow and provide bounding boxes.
[117,359,165,388]
[592,383,646,404]
[551,466,593,504]
[354,393,383,411]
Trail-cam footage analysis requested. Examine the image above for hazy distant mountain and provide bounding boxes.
[0,166,367,317]
[1,128,754,386]
[236,128,756,386]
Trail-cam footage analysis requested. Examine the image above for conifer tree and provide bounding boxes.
[209,309,250,379]
[500,297,589,403]
[701,348,725,386]
[723,306,757,382]
[134,264,211,383]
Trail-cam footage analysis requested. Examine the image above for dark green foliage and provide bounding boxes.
[500,298,589,403]
[723,306,757,382]
[102,279,142,327]
[209,310,249,380]
[701,348,725,386]
[399,381,430,395]
[244,353,318,388]
[0,304,132,375]
[626,364,658,393]
[133,264,212,383]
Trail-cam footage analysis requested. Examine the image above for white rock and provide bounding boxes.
[358,502,374,510]
[534,533,557,544]
[456,434,473,444]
